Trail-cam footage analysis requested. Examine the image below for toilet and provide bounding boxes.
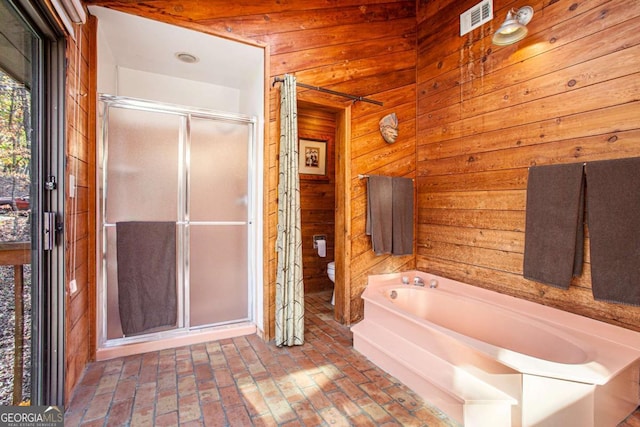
[327,261,335,305]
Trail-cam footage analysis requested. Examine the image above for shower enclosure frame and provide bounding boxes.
[96,94,260,352]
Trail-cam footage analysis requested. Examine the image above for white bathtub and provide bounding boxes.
[351,271,640,427]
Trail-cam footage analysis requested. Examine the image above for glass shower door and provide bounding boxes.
[99,95,256,347]
[188,117,250,327]
[103,107,182,339]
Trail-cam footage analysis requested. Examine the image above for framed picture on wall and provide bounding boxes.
[299,137,329,179]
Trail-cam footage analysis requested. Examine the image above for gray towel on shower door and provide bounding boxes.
[523,163,585,289]
[392,177,414,256]
[586,157,640,306]
[366,175,393,255]
[116,221,177,335]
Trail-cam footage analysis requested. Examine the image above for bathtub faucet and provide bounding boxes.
[413,277,425,287]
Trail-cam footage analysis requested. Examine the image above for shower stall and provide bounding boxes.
[97,94,259,356]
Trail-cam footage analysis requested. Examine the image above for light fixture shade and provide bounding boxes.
[492,6,534,46]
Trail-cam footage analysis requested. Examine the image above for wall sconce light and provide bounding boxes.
[492,6,534,46]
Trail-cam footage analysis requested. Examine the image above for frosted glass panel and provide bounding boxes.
[106,107,180,222]
[189,225,248,327]
[104,106,181,339]
[190,118,248,221]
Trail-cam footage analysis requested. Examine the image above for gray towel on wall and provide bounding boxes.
[366,175,393,255]
[392,177,414,256]
[586,157,640,306]
[523,163,585,289]
[116,221,177,335]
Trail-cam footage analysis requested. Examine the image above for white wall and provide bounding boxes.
[116,67,240,112]
[96,24,116,95]
[92,5,263,117]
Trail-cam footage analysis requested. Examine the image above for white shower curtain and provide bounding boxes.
[275,74,304,346]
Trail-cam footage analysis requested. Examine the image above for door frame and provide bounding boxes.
[296,97,352,325]
[7,0,68,406]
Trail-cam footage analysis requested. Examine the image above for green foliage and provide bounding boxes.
[0,70,31,192]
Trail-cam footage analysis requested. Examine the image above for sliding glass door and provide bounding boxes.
[189,118,249,327]
[1,0,66,406]
[99,95,255,346]
[103,107,182,339]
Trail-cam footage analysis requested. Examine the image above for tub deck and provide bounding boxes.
[352,271,640,427]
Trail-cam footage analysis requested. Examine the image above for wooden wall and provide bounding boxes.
[86,0,418,335]
[71,0,639,369]
[416,0,640,332]
[347,94,417,322]
[262,0,418,327]
[65,16,96,402]
[298,105,336,295]
[64,0,640,402]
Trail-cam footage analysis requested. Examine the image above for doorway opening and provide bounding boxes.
[297,100,351,325]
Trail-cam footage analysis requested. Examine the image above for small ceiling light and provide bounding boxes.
[175,52,199,64]
[492,6,534,46]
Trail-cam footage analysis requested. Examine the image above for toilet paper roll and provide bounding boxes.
[317,239,326,257]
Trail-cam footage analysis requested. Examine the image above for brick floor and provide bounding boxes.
[65,292,459,426]
[65,291,640,427]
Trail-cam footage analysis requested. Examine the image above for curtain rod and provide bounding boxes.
[272,76,383,106]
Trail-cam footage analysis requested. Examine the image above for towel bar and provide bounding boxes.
[527,162,586,170]
[358,174,414,181]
